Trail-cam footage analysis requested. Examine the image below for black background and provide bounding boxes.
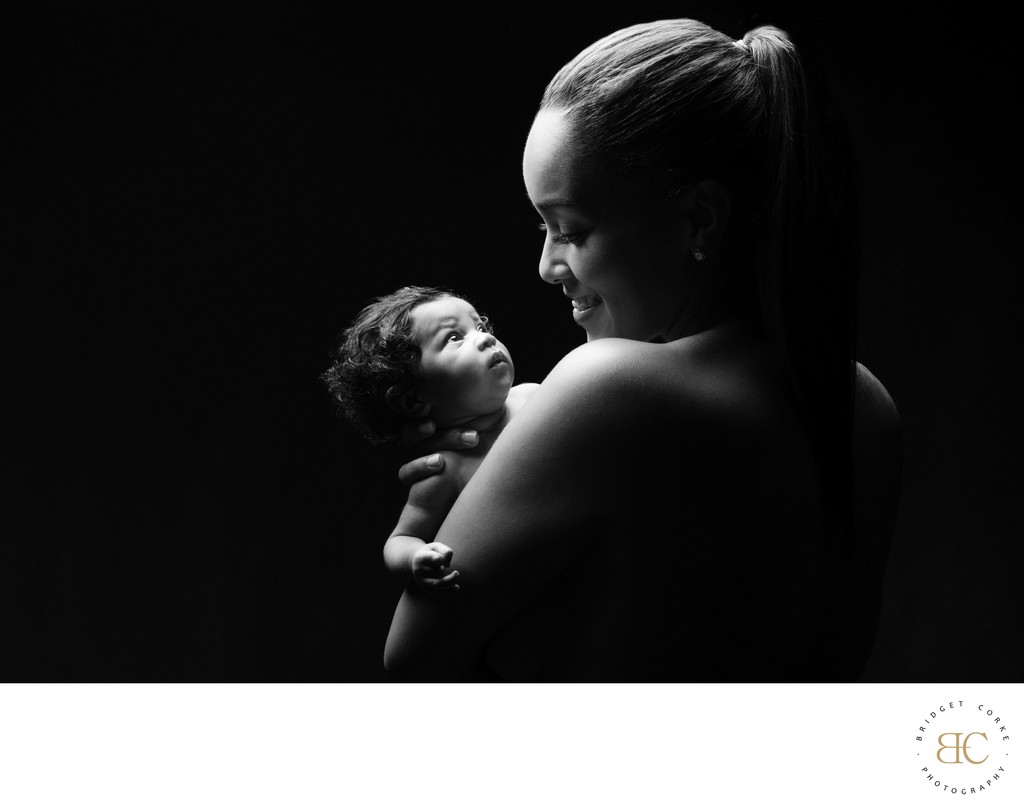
[4,2,1021,681]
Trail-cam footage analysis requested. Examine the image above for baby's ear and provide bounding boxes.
[385,385,430,418]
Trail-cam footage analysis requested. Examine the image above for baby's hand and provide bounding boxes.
[410,542,461,596]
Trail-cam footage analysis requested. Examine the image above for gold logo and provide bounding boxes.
[936,732,989,764]
[914,700,1012,796]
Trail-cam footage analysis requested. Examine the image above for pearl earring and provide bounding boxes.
[692,248,706,262]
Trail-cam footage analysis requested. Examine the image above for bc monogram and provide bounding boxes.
[935,732,988,764]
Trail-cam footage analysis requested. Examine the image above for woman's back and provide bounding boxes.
[480,322,900,681]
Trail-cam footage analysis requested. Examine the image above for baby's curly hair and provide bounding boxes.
[321,285,487,444]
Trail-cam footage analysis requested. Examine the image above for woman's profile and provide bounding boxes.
[382,18,902,681]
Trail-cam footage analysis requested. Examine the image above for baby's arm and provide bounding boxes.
[386,387,539,593]
[383,471,461,595]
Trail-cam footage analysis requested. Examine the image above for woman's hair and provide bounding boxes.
[321,285,463,444]
[541,19,859,529]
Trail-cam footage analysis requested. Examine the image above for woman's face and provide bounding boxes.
[522,109,694,342]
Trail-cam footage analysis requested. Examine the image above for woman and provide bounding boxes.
[384,19,901,681]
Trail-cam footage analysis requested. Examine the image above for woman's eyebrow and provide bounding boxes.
[534,197,577,211]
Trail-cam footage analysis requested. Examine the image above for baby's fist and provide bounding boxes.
[410,543,460,596]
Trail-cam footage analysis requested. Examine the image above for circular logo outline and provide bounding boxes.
[913,699,1012,796]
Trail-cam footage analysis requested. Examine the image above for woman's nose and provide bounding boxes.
[538,242,573,285]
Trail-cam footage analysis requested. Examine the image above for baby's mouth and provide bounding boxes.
[489,351,509,367]
[572,295,603,312]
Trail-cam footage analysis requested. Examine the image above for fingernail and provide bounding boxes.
[418,420,435,435]
[426,453,442,469]
[460,430,478,445]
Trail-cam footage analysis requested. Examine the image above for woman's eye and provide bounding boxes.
[552,231,585,245]
[538,222,586,245]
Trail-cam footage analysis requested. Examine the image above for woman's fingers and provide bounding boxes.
[398,453,445,485]
[396,430,480,486]
[403,425,480,454]
[398,418,480,451]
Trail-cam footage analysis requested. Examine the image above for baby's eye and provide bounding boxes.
[445,331,463,343]
[475,323,486,332]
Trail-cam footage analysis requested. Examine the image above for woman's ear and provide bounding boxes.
[678,179,733,255]
[385,385,430,418]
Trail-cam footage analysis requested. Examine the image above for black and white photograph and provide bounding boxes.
[4,1,1022,803]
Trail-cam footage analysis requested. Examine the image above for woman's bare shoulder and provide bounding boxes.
[539,330,782,424]
[542,338,686,395]
[528,339,698,426]
[502,340,651,439]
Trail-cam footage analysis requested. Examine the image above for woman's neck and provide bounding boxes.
[659,273,760,342]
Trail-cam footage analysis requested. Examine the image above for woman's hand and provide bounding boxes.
[397,419,480,486]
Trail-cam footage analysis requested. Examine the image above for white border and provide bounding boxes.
[1,684,1020,808]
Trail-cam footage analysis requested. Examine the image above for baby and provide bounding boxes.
[321,285,539,595]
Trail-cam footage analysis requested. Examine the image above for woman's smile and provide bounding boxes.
[570,294,604,320]
[523,109,694,342]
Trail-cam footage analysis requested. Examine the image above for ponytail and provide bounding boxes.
[744,26,859,537]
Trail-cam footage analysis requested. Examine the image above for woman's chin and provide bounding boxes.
[572,299,602,324]
[575,301,610,340]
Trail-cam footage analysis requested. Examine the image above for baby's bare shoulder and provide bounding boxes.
[506,382,541,416]
[510,381,542,396]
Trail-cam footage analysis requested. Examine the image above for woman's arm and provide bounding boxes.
[383,340,665,679]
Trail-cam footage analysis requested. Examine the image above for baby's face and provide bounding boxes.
[409,296,514,424]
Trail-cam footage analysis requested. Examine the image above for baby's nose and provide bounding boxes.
[476,330,496,349]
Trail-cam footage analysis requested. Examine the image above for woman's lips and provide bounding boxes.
[571,295,603,322]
